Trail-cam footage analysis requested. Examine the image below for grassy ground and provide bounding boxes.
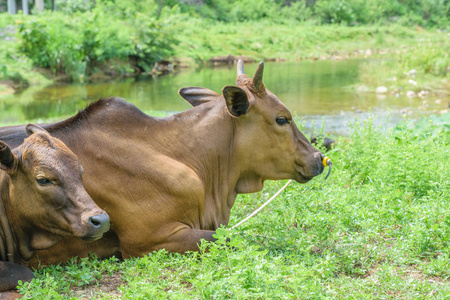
[173,20,437,62]
[16,115,450,299]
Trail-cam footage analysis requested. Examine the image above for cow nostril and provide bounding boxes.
[89,213,110,231]
[90,218,101,228]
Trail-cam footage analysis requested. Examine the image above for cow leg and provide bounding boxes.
[0,261,34,292]
[120,228,217,257]
[29,231,121,269]
[159,228,217,253]
[0,291,23,300]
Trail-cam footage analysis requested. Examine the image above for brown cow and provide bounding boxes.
[0,125,110,292]
[0,61,324,265]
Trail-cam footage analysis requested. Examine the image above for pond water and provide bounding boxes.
[0,60,447,135]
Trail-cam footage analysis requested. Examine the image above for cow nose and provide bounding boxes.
[89,213,110,232]
[315,152,325,175]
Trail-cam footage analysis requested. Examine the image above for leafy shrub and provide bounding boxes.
[17,0,179,82]
[18,14,86,81]
[314,0,360,25]
[400,45,450,77]
[0,62,6,78]
[358,38,449,91]
[169,0,450,28]
[55,0,92,14]
[278,1,313,22]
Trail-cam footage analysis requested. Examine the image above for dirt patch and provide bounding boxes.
[401,266,448,284]
[0,83,15,96]
[363,264,448,284]
[69,272,126,299]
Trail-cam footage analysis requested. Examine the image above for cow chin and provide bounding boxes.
[294,158,324,183]
[81,233,104,242]
[295,172,314,183]
[30,231,66,250]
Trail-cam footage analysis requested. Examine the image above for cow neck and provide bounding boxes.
[164,103,243,226]
[0,173,20,263]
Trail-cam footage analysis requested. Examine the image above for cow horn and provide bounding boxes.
[237,59,245,77]
[252,61,264,90]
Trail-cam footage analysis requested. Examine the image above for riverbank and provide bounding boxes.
[0,13,449,97]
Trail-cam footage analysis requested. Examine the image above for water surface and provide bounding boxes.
[0,60,447,135]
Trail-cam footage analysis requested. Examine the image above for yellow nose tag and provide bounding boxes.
[322,156,332,179]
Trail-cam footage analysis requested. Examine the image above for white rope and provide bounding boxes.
[231,179,293,229]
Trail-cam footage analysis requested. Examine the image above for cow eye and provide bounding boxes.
[36,177,52,186]
[276,117,290,125]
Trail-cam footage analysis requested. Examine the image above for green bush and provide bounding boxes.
[55,0,92,14]
[17,0,179,82]
[400,45,450,77]
[358,39,449,90]
[169,0,450,28]
[314,0,360,25]
[18,14,86,81]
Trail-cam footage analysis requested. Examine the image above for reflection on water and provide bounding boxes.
[0,60,447,135]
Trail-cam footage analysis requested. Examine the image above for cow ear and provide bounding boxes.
[178,87,221,107]
[0,141,17,174]
[25,124,47,137]
[222,86,249,117]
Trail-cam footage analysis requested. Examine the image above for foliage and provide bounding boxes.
[399,44,450,78]
[173,19,432,62]
[18,16,86,81]
[55,0,92,14]
[172,0,450,28]
[398,113,450,136]
[16,0,179,82]
[358,37,449,92]
[17,117,450,298]
[0,15,38,89]
[1,0,448,85]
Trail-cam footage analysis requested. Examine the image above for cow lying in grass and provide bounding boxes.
[0,125,110,292]
[0,61,324,265]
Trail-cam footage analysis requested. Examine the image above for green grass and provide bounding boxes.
[357,38,449,94]
[173,20,432,62]
[16,115,450,299]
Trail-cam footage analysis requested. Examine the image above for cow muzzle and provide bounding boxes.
[295,152,325,182]
[82,213,110,241]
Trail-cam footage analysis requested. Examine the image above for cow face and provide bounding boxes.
[0,124,109,251]
[179,61,324,190]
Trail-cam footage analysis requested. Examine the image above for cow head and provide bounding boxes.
[179,60,324,193]
[0,124,109,256]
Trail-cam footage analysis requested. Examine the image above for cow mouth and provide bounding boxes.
[81,234,104,242]
[296,171,313,183]
[295,163,314,183]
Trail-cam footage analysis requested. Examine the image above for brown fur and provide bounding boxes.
[0,125,109,292]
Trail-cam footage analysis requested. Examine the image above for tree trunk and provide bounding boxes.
[35,0,44,12]
[7,0,16,14]
[22,0,29,15]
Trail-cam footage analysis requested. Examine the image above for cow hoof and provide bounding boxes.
[0,261,34,292]
[0,291,24,300]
